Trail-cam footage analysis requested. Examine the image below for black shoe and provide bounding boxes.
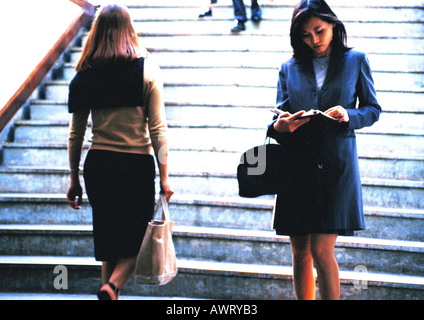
[251,7,262,23]
[231,20,245,32]
[199,8,212,18]
[97,282,120,300]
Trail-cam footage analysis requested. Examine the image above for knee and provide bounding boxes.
[291,246,313,264]
[310,244,335,267]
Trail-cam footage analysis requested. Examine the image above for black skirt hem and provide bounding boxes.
[274,228,361,237]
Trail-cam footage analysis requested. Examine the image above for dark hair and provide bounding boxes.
[290,0,350,65]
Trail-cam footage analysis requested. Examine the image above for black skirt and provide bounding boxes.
[83,150,156,261]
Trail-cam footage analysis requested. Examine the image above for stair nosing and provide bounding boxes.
[0,192,423,218]
[43,79,424,94]
[0,255,422,287]
[4,141,424,162]
[12,118,424,136]
[1,166,423,189]
[0,224,422,253]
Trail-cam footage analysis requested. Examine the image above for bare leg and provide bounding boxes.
[101,260,117,284]
[108,256,138,289]
[290,235,316,300]
[99,256,138,300]
[310,234,340,300]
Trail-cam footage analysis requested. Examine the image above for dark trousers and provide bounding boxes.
[233,0,259,22]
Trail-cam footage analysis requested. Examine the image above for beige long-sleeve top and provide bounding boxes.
[68,55,168,170]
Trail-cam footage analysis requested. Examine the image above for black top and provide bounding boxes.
[68,58,144,113]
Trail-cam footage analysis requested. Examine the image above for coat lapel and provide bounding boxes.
[323,53,346,87]
[300,61,317,90]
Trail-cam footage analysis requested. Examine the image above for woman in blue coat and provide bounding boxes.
[267,0,381,299]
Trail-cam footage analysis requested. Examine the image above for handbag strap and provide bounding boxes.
[153,194,170,222]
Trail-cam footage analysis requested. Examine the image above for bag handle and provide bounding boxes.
[153,193,170,222]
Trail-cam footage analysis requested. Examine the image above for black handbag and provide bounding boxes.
[238,120,328,198]
[237,143,293,198]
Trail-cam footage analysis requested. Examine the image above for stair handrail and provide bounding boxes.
[0,0,96,134]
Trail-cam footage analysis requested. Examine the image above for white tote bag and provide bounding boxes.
[135,194,177,285]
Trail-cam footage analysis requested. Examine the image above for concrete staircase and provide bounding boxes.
[0,0,423,299]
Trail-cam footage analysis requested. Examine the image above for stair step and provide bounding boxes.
[0,224,422,275]
[42,81,424,112]
[3,142,424,181]
[127,0,424,8]
[11,119,424,156]
[126,4,424,23]
[128,0,424,8]
[28,100,424,134]
[141,36,424,55]
[82,28,424,54]
[20,104,424,133]
[132,20,424,39]
[170,86,424,113]
[0,255,422,299]
[68,50,424,73]
[0,292,197,300]
[59,60,424,93]
[62,64,424,93]
[0,166,422,209]
[0,193,422,241]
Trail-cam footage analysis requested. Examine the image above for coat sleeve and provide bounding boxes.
[347,53,382,130]
[276,64,291,112]
[267,63,293,143]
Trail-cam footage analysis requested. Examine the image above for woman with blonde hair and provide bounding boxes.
[66,4,173,300]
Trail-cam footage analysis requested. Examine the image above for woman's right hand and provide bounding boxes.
[273,110,310,133]
[66,182,83,210]
[160,179,174,203]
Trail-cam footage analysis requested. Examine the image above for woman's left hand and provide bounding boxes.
[160,179,174,202]
[325,106,349,122]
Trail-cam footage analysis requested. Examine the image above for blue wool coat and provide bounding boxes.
[267,49,381,236]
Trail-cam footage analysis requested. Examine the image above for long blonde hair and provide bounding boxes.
[76,4,143,71]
